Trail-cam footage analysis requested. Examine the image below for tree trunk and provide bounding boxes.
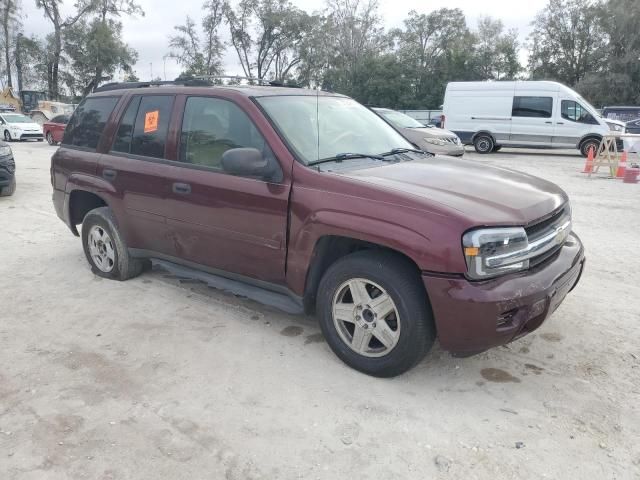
[15,33,22,92]
[50,28,62,99]
[2,0,12,89]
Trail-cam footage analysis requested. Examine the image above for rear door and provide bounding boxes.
[98,94,177,255]
[509,95,555,146]
[162,95,291,284]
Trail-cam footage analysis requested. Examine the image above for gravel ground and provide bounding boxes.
[1,142,639,479]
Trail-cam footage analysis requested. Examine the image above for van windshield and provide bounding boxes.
[257,95,414,165]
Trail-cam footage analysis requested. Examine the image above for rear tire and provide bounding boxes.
[0,177,16,196]
[81,206,149,281]
[473,134,494,154]
[580,139,600,158]
[46,132,55,145]
[316,250,435,377]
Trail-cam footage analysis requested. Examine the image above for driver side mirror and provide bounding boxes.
[221,148,281,182]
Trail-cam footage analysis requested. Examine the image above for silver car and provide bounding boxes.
[373,108,464,157]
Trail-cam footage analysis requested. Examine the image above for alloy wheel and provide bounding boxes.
[88,225,116,272]
[332,278,401,358]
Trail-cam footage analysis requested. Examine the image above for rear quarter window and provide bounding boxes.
[62,97,119,150]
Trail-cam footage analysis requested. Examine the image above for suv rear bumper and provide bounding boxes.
[423,233,585,355]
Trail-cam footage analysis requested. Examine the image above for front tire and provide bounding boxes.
[4,130,11,142]
[580,139,600,158]
[46,132,55,145]
[0,177,16,196]
[317,250,435,377]
[473,134,494,154]
[81,206,148,280]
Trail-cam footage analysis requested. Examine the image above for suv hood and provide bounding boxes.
[340,156,567,226]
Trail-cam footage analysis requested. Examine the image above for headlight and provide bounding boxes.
[463,227,529,279]
[606,122,623,132]
[424,137,447,146]
[0,146,11,157]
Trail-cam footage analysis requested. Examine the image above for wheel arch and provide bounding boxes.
[67,189,109,236]
[577,134,602,150]
[471,130,496,143]
[301,235,425,315]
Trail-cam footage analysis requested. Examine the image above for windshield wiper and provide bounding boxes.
[308,152,385,166]
[381,147,425,156]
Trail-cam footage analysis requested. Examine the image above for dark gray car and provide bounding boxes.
[0,140,15,196]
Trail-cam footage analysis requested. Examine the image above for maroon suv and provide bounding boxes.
[51,82,585,377]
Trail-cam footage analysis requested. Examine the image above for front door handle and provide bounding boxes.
[557,122,565,125]
[103,169,117,181]
[172,182,191,195]
[545,121,553,124]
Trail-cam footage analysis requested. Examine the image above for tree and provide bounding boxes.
[527,0,605,86]
[223,0,311,81]
[1,0,19,88]
[35,0,97,99]
[168,0,224,77]
[474,17,520,80]
[65,18,137,96]
[14,34,48,91]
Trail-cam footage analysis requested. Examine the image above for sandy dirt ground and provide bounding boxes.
[1,141,639,479]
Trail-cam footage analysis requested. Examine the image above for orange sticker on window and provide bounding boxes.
[144,110,159,133]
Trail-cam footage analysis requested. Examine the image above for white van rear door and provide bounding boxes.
[509,95,555,146]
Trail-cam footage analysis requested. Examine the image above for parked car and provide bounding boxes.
[0,112,44,142]
[44,114,70,145]
[601,106,640,123]
[372,108,464,157]
[625,118,640,134]
[51,82,585,377]
[0,140,15,196]
[444,81,625,156]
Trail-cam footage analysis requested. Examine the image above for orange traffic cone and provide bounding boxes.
[616,152,627,178]
[582,146,595,173]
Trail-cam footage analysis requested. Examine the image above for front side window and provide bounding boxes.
[561,100,598,124]
[62,97,119,150]
[179,96,272,171]
[512,96,553,118]
[256,96,414,164]
[112,95,174,158]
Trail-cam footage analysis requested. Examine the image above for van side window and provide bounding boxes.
[178,96,273,173]
[561,100,598,125]
[512,97,553,118]
[112,96,141,153]
[62,97,119,150]
[127,95,174,159]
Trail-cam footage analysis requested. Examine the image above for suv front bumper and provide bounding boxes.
[423,233,585,355]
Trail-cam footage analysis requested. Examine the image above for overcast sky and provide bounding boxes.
[19,0,549,82]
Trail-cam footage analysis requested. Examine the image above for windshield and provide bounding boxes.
[3,114,33,123]
[378,109,424,128]
[257,96,414,164]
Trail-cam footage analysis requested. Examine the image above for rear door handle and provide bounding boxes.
[103,169,117,181]
[557,122,564,125]
[172,182,191,195]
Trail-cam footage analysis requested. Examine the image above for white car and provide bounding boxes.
[0,113,44,142]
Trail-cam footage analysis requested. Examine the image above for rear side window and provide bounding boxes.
[112,95,174,158]
[178,96,270,171]
[63,97,119,150]
[512,96,553,118]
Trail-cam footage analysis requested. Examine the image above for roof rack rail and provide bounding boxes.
[93,75,302,92]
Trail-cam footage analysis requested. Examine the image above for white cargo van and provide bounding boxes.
[443,81,625,157]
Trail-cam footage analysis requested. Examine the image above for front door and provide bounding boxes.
[163,95,291,285]
[553,98,600,148]
[509,95,555,146]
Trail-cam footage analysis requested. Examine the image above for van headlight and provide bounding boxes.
[606,122,623,132]
[463,227,530,279]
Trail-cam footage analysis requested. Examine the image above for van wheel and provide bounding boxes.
[473,134,494,154]
[81,206,149,280]
[580,139,600,157]
[316,250,435,377]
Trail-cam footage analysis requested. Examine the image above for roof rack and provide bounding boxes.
[94,76,301,93]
